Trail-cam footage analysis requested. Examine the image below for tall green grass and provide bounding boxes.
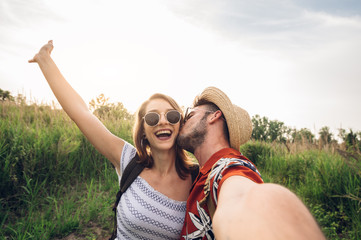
[1,100,360,239]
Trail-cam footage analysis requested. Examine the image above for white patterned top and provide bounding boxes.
[116,142,187,240]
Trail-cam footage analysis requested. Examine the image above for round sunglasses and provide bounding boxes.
[143,110,181,126]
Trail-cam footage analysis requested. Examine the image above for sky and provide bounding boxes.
[1,0,361,137]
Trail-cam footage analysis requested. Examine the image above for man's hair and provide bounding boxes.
[193,98,230,142]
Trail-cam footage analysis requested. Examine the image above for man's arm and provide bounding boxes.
[212,176,325,240]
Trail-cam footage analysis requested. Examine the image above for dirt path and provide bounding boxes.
[54,221,111,240]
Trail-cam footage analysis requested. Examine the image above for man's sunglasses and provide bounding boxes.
[143,110,181,127]
[184,107,223,124]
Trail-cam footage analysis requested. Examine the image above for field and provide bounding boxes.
[1,100,360,239]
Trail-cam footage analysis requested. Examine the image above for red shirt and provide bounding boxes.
[180,148,263,239]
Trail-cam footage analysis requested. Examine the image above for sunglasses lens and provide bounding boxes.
[144,112,159,126]
[166,110,181,124]
[144,110,181,126]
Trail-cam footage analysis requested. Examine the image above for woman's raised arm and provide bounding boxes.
[29,40,124,173]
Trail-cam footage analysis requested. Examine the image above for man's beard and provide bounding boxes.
[177,116,207,154]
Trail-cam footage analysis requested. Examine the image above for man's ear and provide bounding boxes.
[209,110,223,124]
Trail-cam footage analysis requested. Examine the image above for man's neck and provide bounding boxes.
[194,142,230,167]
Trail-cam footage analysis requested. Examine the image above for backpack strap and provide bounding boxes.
[109,154,144,240]
[120,154,144,194]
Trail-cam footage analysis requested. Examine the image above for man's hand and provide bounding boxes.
[213,176,325,240]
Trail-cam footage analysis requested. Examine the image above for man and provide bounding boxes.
[177,87,325,240]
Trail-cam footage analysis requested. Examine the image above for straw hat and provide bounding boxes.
[196,86,252,150]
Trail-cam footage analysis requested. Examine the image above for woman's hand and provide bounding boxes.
[28,40,54,63]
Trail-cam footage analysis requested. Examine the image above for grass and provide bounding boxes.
[1,99,361,239]
[1,100,129,239]
[1,175,118,239]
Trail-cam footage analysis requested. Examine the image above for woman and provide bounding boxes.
[29,41,196,239]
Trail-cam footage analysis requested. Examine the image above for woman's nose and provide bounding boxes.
[158,113,168,125]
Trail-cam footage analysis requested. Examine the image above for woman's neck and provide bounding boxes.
[150,148,177,176]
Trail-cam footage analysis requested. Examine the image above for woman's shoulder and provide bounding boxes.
[120,141,137,173]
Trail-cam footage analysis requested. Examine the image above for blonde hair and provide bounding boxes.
[133,93,193,179]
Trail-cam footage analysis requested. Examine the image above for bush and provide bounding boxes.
[240,140,274,167]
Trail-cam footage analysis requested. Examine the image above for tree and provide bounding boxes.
[345,129,360,151]
[0,88,14,101]
[268,120,287,143]
[252,115,269,141]
[318,126,333,145]
[292,128,315,144]
[89,94,134,121]
[251,115,287,143]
